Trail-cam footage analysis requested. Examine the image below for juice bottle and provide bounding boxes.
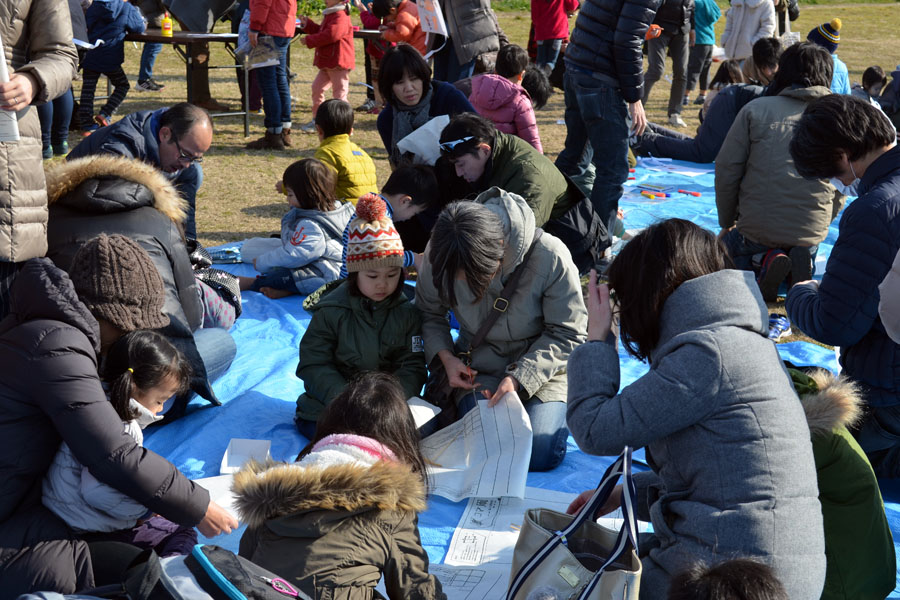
[161,12,173,37]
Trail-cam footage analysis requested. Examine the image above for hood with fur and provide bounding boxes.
[45,155,187,224]
[799,369,862,436]
[232,459,427,529]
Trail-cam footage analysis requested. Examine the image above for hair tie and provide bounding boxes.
[127,368,134,374]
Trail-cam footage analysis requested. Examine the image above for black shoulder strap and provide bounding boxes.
[465,229,543,355]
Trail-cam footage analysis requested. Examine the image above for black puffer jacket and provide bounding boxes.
[0,258,209,596]
[653,0,693,29]
[45,154,218,405]
[565,0,660,103]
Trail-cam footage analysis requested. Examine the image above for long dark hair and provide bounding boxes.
[102,330,192,420]
[709,59,744,90]
[298,372,427,482]
[607,219,734,361]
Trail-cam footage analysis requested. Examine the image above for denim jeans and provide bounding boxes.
[256,35,292,130]
[642,25,689,116]
[555,70,631,254]
[857,404,900,478]
[173,165,202,240]
[457,393,568,472]
[193,327,237,384]
[536,39,563,72]
[433,40,475,83]
[138,42,163,82]
[36,87,73,148]
[720,228,818,275]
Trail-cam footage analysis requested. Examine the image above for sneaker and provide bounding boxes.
[52,140,68,156]
[788,246,813,287]
[682,96,689,106]
[94,113,110,127]
[693,95,706,105]
[767,314,792,341]
[136,79,164,92]
[366,104,383,115]
[81,123,99,136]
[41,145,52,160]
[356,98,377,112]
[299,119,317,134]
[668,113,687,128]
[757,250,792,302]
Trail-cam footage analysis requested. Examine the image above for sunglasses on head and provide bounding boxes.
[439,136,474,153]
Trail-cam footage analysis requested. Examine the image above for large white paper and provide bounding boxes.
[194,474,240,522]
[376,564,510,600]
[408,396,441,429]
[0,34,19,142]
[638,156,714,177]
[416,0,448,36]
[421,393,532,501]
[446,487,576,566]
[396,115,449,165]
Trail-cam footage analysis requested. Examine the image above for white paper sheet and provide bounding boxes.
[0,35,19,142]
[446,487,576,566]
[396,115,449,165]
[421,393,532,501]
[639,156,714,177]
[376,564,511,600]
[416,0,448,36]
[408,396,441,429]
[194,474,240,522]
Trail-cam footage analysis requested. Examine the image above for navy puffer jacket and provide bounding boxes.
[565,0,660,103]
[787,145,900,407]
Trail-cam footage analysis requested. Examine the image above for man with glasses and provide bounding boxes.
[68,102,213,240]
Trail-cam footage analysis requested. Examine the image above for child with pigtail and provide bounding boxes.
[42,330,197,557]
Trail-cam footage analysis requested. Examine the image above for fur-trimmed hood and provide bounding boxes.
[799,369,863,436]
[232,459,427,530]
[45,154,187,224]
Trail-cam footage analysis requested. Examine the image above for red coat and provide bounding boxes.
[381,0,427,56]
[250,0,298,38]
[303,7,355,70]
[530,0,578,41]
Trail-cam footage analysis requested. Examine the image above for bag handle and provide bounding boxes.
[505,447,639,600]
[463,229,543,359]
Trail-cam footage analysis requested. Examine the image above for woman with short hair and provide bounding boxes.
[566,219,826,599]
[415,188,587,471]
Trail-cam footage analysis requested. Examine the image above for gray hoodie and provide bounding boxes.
[567,269,825,599]
[416,187,587,403]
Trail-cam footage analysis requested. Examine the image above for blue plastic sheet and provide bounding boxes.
[144,160,898,596]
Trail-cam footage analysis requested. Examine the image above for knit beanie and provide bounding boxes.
[69,234,170,332]
[807,18,841,54]
[345,193,404,273]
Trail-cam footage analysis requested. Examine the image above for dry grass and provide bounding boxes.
[59,3,900,345]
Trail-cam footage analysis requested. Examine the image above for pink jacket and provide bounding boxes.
[530,0,579,41]
[469,74,542,153]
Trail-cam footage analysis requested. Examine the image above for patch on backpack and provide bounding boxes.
[411,335,424,353]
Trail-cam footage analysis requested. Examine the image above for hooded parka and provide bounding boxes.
[44,154,221,404]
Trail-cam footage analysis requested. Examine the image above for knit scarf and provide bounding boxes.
[390,83,434,164]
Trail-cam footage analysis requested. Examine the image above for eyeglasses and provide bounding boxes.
[173,137,204,164]
[439,136,473,153]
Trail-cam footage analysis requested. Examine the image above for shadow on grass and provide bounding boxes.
[242,203,285,218]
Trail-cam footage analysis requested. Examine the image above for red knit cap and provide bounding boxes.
[345,193,404,273]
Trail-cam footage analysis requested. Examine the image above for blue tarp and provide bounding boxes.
[144,158,900,596]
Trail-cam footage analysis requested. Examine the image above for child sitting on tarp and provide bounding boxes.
[42,331,197,557]
[787,366,895,600]
[294,194,426,439]
[239,158,355,299]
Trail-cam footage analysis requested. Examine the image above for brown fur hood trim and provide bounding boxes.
[232,459,427,528]
[800,369,863,435]
[45,154,187,223]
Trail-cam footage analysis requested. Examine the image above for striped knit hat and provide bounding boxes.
[345,193,404,273]
[807,18,841,54]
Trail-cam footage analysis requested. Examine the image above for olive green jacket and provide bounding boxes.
[296,281,426,421]
[235,459,445,600]
[416,187,587,404]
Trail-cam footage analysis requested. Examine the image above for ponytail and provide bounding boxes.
[108,367,139,421]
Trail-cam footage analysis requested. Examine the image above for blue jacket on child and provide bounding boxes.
[692,0,721,45]
[82,0,146,73]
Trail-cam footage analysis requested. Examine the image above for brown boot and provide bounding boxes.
[281,128,292,147]
[246,131,285,151]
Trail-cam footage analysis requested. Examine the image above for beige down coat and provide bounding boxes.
[715,85,844,248]
[416,187,588,404]
[0,0,77,263]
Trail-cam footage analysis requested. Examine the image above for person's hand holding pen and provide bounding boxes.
[437,349,478,390]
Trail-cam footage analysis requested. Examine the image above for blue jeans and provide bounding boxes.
[36,87,73,149]
[256,35,292,130]
[138,42,163,82]
[173,165,202,240]
[536,39,563,72]
[193,327,237,384]
[249,267,295,293]
[555,70,631,254]
[457,394,568,472]
[857,404,900,478]
[433,40,475,83]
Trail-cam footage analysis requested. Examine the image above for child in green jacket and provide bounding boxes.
[294,194,426,438]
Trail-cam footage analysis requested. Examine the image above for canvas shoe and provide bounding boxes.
[356,98,377,112]
[52,140,68,156]
[668,113,687,128]
[136,79,165,92]
[757,249,792,302]
[94,113,110,127]
[41,145,52,160]
[767,314,792,341]
[693,95,706,105]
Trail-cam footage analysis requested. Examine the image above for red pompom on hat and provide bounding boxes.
[345,193,404,273]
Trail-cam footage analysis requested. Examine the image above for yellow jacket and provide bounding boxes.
[314,134,378,204]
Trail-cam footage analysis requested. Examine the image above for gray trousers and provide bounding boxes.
[642,24,690,116]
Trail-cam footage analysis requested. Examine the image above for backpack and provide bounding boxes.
[85,544,313,600]
[543,178,606,276]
